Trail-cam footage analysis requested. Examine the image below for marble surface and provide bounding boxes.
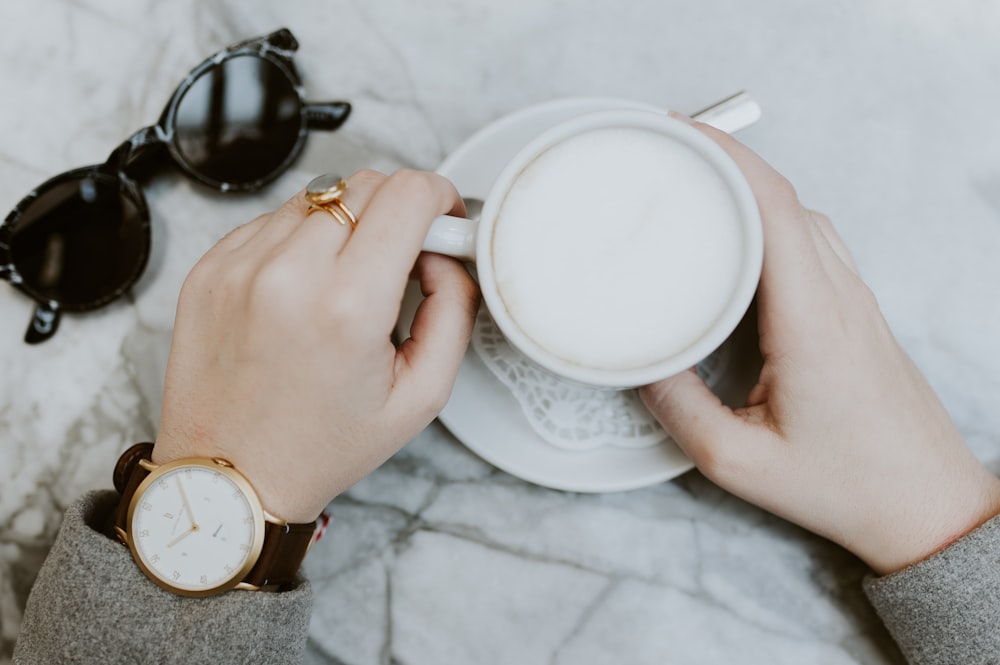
[2,0,999,663]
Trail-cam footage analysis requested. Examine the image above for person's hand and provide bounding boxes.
[640,118,1000,575]
[152,170,479,523]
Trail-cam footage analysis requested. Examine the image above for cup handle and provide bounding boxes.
[423,214,478,262]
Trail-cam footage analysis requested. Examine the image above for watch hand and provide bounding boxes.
[169,504,189,537]
[175,476,198,528]
[166,523,198,548]
[212,524,223,538]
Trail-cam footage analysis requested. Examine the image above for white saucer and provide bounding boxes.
[396,97,760,493]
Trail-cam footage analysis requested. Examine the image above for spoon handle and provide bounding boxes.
[690,90,761,134]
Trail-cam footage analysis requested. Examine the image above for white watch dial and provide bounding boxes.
[130,463,261,594]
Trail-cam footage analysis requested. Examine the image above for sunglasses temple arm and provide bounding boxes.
[24,302,61,344]
[303,101,352,132]
[0,261,62,344]
[262,28,298,52]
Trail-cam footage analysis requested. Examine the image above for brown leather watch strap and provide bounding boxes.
[244,520,316,589]
[113,441,155,536]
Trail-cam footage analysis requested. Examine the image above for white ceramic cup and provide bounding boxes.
[422,108,763,388]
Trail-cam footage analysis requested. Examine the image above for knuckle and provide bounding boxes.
[180,254,227,299]
[247,257,299,308]
[176,271,208,312]
[462,281,482,318]
[388,168,433,190]
[770,173,801,208]
[691,444,744,486]
[810,210,833,227]
[349,168,387,188]
[418,382,453,418]
[759,169,801,213]
[322,288,366,327]
[181,256,214,292]
[243,212,271,228]
[809,210,838,237]
[388,169,455,207]
[177,254,255,316]
[854,280,883,315]
[219,214,267,245]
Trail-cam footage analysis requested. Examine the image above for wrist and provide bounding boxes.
[858,470,1000,575]
[151,437,324,524]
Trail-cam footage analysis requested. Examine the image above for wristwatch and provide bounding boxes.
[113,442,316,597]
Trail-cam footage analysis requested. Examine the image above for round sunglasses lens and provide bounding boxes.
[10,174,147,307]
[173,54,302,185]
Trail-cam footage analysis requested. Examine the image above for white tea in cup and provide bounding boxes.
[491,125,745,372]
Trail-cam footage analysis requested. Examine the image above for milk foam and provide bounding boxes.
[491,127,744,371]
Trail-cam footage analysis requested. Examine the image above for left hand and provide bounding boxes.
[639,119,1000,574]
[152,169,479,523]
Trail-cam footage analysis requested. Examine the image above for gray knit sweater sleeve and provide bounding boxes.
[864,514,1000,665]
[13,490,313,665]
[14,493,1000,664]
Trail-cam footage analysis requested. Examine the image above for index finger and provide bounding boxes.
[676,115,834,316]
[682,116,819,256]
[339,169,466,301]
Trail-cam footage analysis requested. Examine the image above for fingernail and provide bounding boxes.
[668,110,696,125]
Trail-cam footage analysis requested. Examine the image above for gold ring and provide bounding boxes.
[308,203,355,227]
[305,174,358,229]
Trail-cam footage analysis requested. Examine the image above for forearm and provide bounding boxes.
[14,491,313,665]
[864,513,1000,665]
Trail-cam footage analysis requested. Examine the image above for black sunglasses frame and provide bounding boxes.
[0,28,350,343]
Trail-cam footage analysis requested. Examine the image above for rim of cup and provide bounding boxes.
[475,109,763,389]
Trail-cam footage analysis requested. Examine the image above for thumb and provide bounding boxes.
[639,368,755,476]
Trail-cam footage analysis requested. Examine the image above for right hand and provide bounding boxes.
[641,117,1000,575]
[153,169,479,524]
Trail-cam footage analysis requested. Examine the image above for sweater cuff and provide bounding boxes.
[15,490,313,665]
[863,514,1000,665]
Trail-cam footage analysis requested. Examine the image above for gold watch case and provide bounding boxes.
[119,456,277,597]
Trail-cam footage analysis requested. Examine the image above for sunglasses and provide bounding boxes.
[0,28,350,344]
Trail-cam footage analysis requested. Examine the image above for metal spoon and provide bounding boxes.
[459,91,761,220]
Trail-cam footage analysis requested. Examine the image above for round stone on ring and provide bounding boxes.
[306,174,348,205]
[305,174,358,228]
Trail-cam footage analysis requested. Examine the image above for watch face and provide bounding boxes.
[128,459,265,596]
